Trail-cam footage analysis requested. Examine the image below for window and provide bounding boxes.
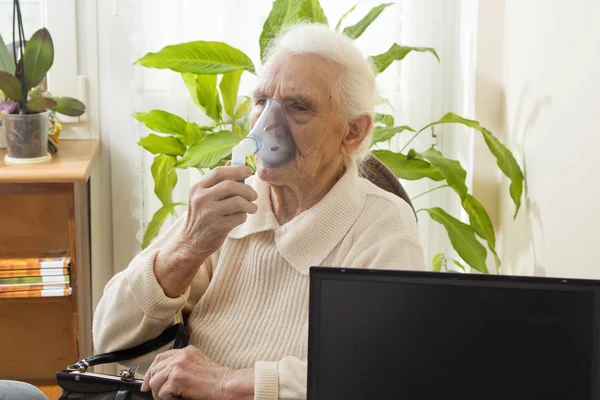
[0,0,83,124]
[101,0,478,270]
[0,0,44,41]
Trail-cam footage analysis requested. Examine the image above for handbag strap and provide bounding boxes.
[67,323,190,372]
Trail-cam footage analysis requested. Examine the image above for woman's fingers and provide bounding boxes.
[157,380,180,400]
[142,346,233,400]
[200,165,253,188]
[224,212,249,228]
[210,180,258,202]
[149,367,172,400]
[141,349,179,392]
[217,196,258,216]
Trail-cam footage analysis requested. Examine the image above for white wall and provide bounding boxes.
[477,0,600,279]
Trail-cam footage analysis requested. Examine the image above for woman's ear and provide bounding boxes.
[340,114,372,157]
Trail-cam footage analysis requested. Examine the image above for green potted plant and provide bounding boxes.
[133,1,524,275]
[0,2,85,164]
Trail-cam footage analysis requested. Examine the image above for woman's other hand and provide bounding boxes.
[155,164,257,297]
[141,346,254,400]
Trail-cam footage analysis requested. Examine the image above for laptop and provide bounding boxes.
[307,267,600,400]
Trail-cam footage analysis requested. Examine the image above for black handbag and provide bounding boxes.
[56,323,190,400]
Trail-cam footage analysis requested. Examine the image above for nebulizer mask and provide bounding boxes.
[231,98,296,171]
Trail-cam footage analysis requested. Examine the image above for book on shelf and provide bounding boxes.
[0,274,70,285]
[0,287,72,299]
[0,257,71,271]
[0,256,73,298]
[0,282,70,293]
[0,267,69,278]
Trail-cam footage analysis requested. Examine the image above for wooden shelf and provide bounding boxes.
[0,296,76,381]
[0,140,99,183]
[0,140,97,394]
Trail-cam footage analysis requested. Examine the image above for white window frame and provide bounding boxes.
[44,0,78,100]
[45,0,92,131]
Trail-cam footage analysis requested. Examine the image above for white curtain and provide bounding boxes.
[114,0,475,268]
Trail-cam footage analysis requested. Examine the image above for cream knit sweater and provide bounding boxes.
[93,163,425,399]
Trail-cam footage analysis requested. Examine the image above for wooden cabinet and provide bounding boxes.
[0,140,99,395]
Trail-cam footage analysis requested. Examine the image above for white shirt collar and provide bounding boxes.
[228,163,367,275]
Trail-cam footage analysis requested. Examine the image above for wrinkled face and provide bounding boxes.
[250,54,348,185]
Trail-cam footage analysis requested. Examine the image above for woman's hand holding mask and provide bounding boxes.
[155,163,257,297]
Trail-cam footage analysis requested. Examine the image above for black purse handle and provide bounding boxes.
[67,323,190,373]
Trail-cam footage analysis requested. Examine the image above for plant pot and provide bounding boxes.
[0,122,6,149]
[2,111,51,165]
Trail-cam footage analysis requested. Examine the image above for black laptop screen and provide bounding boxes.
[308,269,599,400]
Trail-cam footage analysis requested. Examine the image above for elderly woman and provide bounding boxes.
[93,23,425,400]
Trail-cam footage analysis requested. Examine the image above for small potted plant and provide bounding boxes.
[0,27,85,164]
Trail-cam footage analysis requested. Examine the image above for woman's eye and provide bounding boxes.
[293,104,308,112]
[255,98,266,106]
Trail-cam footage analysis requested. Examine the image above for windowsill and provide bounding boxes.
[0,139,100,183]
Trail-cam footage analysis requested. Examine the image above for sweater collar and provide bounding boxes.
[228,163,367,275]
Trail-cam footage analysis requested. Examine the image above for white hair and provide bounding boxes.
[262,23,377,165]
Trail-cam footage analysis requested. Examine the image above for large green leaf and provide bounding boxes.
[335,3,358,31]
[299,0,329,24]
[372,149,443,181]
[22,28,54,89]
[26,96,56,113]
[182,73,203,110]
[51,97,86,116]
[432,253,444,272]
[183,122,206,146]
[142,205,173,249]
[259,0,305,62]
[372,125,414,146]
[136,41,255,75]
[374,113,394,127]
[183,73,222,122]
[139,134,185,156]
[175,131,242,169]
[133,110,187,136]
[197,75,222,122]
[418,146,499,270]
[0,71,23,101]
[0,34,16,74]
[423,207,488,274]
[234,97,252,120]
[419,112,524,216]
[461,194,495,249]
[135,102,207,146]
[418,148,468,199]
[219,69,243,119]
[343,3,393,40]
[151,154,178,206]
[369,43,440,75]
[134,110,203,147]
[462,194,500,270]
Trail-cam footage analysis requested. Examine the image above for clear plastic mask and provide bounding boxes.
[231,98,296,168]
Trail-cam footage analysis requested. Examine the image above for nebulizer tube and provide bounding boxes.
[231,136,259,167]
[230,98,297,182]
